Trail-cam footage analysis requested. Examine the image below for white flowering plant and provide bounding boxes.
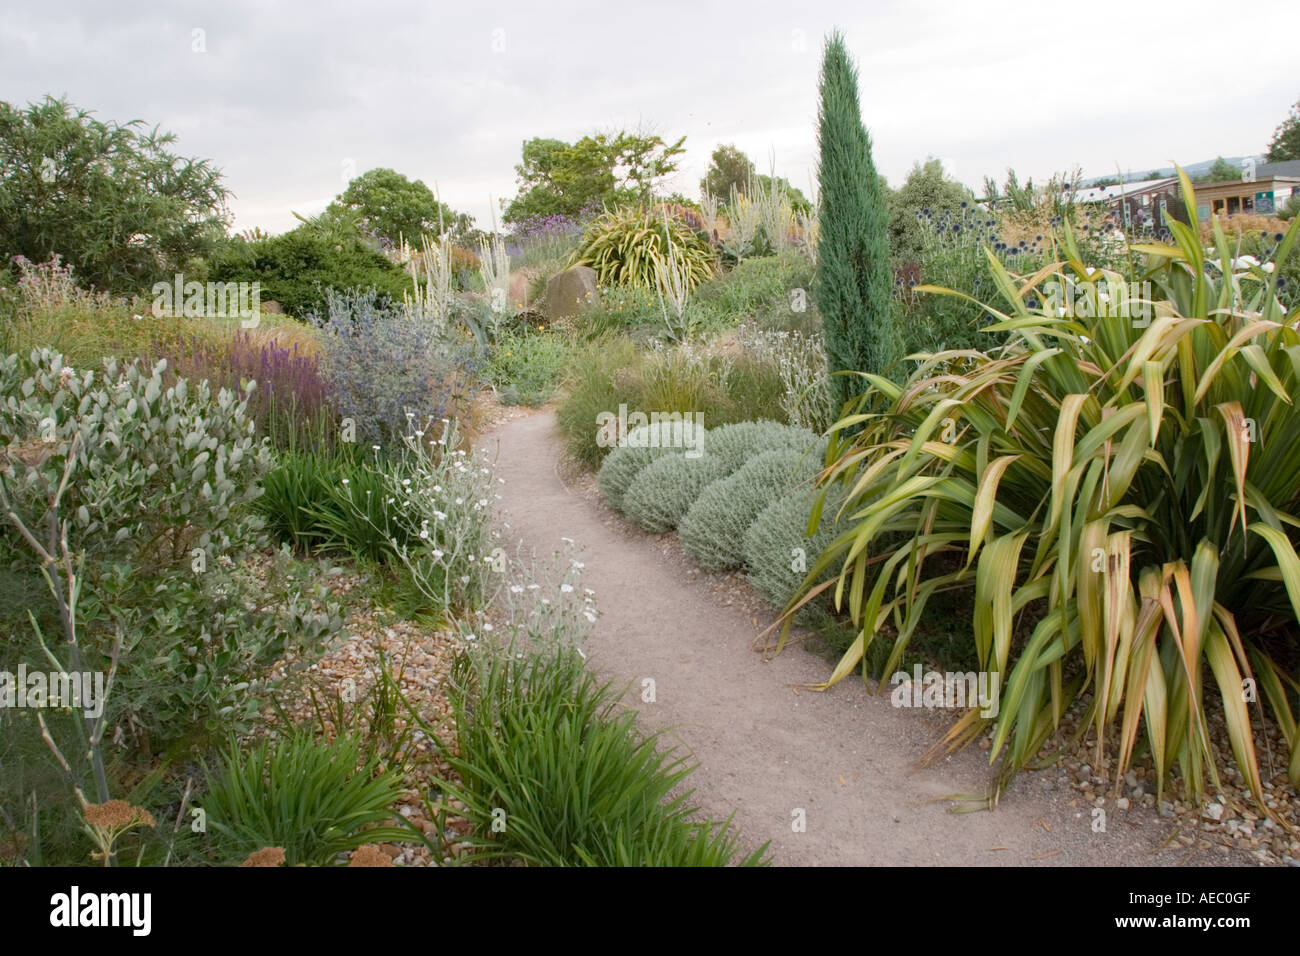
[345,416,502,615]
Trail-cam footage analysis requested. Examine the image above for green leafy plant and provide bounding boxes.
[0,348,271,579]
[436,641,767,867]
[201,730,407,867]
[483,329,569,406]
[788,173,1300,804]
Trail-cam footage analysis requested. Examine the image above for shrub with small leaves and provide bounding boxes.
[680,445,823,571]
[595,421,698,513]
[743,484,845,622]
[706,420,818,475]
[622,453,725,533]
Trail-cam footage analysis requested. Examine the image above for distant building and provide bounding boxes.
[1180,160,1300,220]
[1072,177,1180,231]
[1070,161,1300,231]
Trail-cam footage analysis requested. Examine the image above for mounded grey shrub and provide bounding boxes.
[706,420,820,475]
[622,453,725,533]
[743,483,846,623]
[596,421,707,513]
[679,447,822,572]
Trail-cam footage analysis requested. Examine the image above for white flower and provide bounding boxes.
[584,588,595,595]
[527,583,540,590]
[583,610,597,623]
[434,511,447,520]
[571,560,585,569]
[460,575,470,584]
[541,598,551,605]
[419,528,429,539]
[510,585,524,594]
[483,623,493,632]
[433,485,442,493]
[432,549,444,559]
[561,584,574,593]
[455,498,464,505]
[341,478,349,485]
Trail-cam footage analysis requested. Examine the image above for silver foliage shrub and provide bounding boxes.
[622,452,725,533]
[743,483,846,623]
[679,445,822,572]
[596,421,703,513]
[706,420,816,475]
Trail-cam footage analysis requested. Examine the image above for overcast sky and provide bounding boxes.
[4,0,1295,235]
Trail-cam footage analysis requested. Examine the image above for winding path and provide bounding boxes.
[483,409,1241,867]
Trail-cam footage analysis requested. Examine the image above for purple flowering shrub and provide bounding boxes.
[165,330,334,451]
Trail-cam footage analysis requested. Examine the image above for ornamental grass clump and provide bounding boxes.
[786,171,1300,805]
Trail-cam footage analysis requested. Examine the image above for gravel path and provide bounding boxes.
[483,409,1261,867]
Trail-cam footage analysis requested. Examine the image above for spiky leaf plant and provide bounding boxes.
[785,171,1300,806]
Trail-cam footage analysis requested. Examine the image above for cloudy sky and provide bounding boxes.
[3,0,1295,235]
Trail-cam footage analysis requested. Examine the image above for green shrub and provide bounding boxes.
[622,453,725,533]
[484,329,569,405]
[201,730,407,866]
[441,643,767,867]
[744,484,846,623]
[575,284,665,339]
[209,227,410,319]
[680,446,822,571]
[0,348,270,579]
[693,252,815,330]
[103,555,343,747]
[571,206,717,290]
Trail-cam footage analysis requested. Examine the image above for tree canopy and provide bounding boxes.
[330,167,470,247]
[502,130,686,223]
[1266,97,1300,162]
[0,96,231,292]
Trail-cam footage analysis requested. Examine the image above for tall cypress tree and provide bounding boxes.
[814,31,899,409]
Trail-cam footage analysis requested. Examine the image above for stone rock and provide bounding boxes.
[546,266,598,321]
[260,299,283,315]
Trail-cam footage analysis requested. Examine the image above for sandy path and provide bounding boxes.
[483,409,1244,867]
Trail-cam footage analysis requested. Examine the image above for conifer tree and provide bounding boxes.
[814,31,899,408]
